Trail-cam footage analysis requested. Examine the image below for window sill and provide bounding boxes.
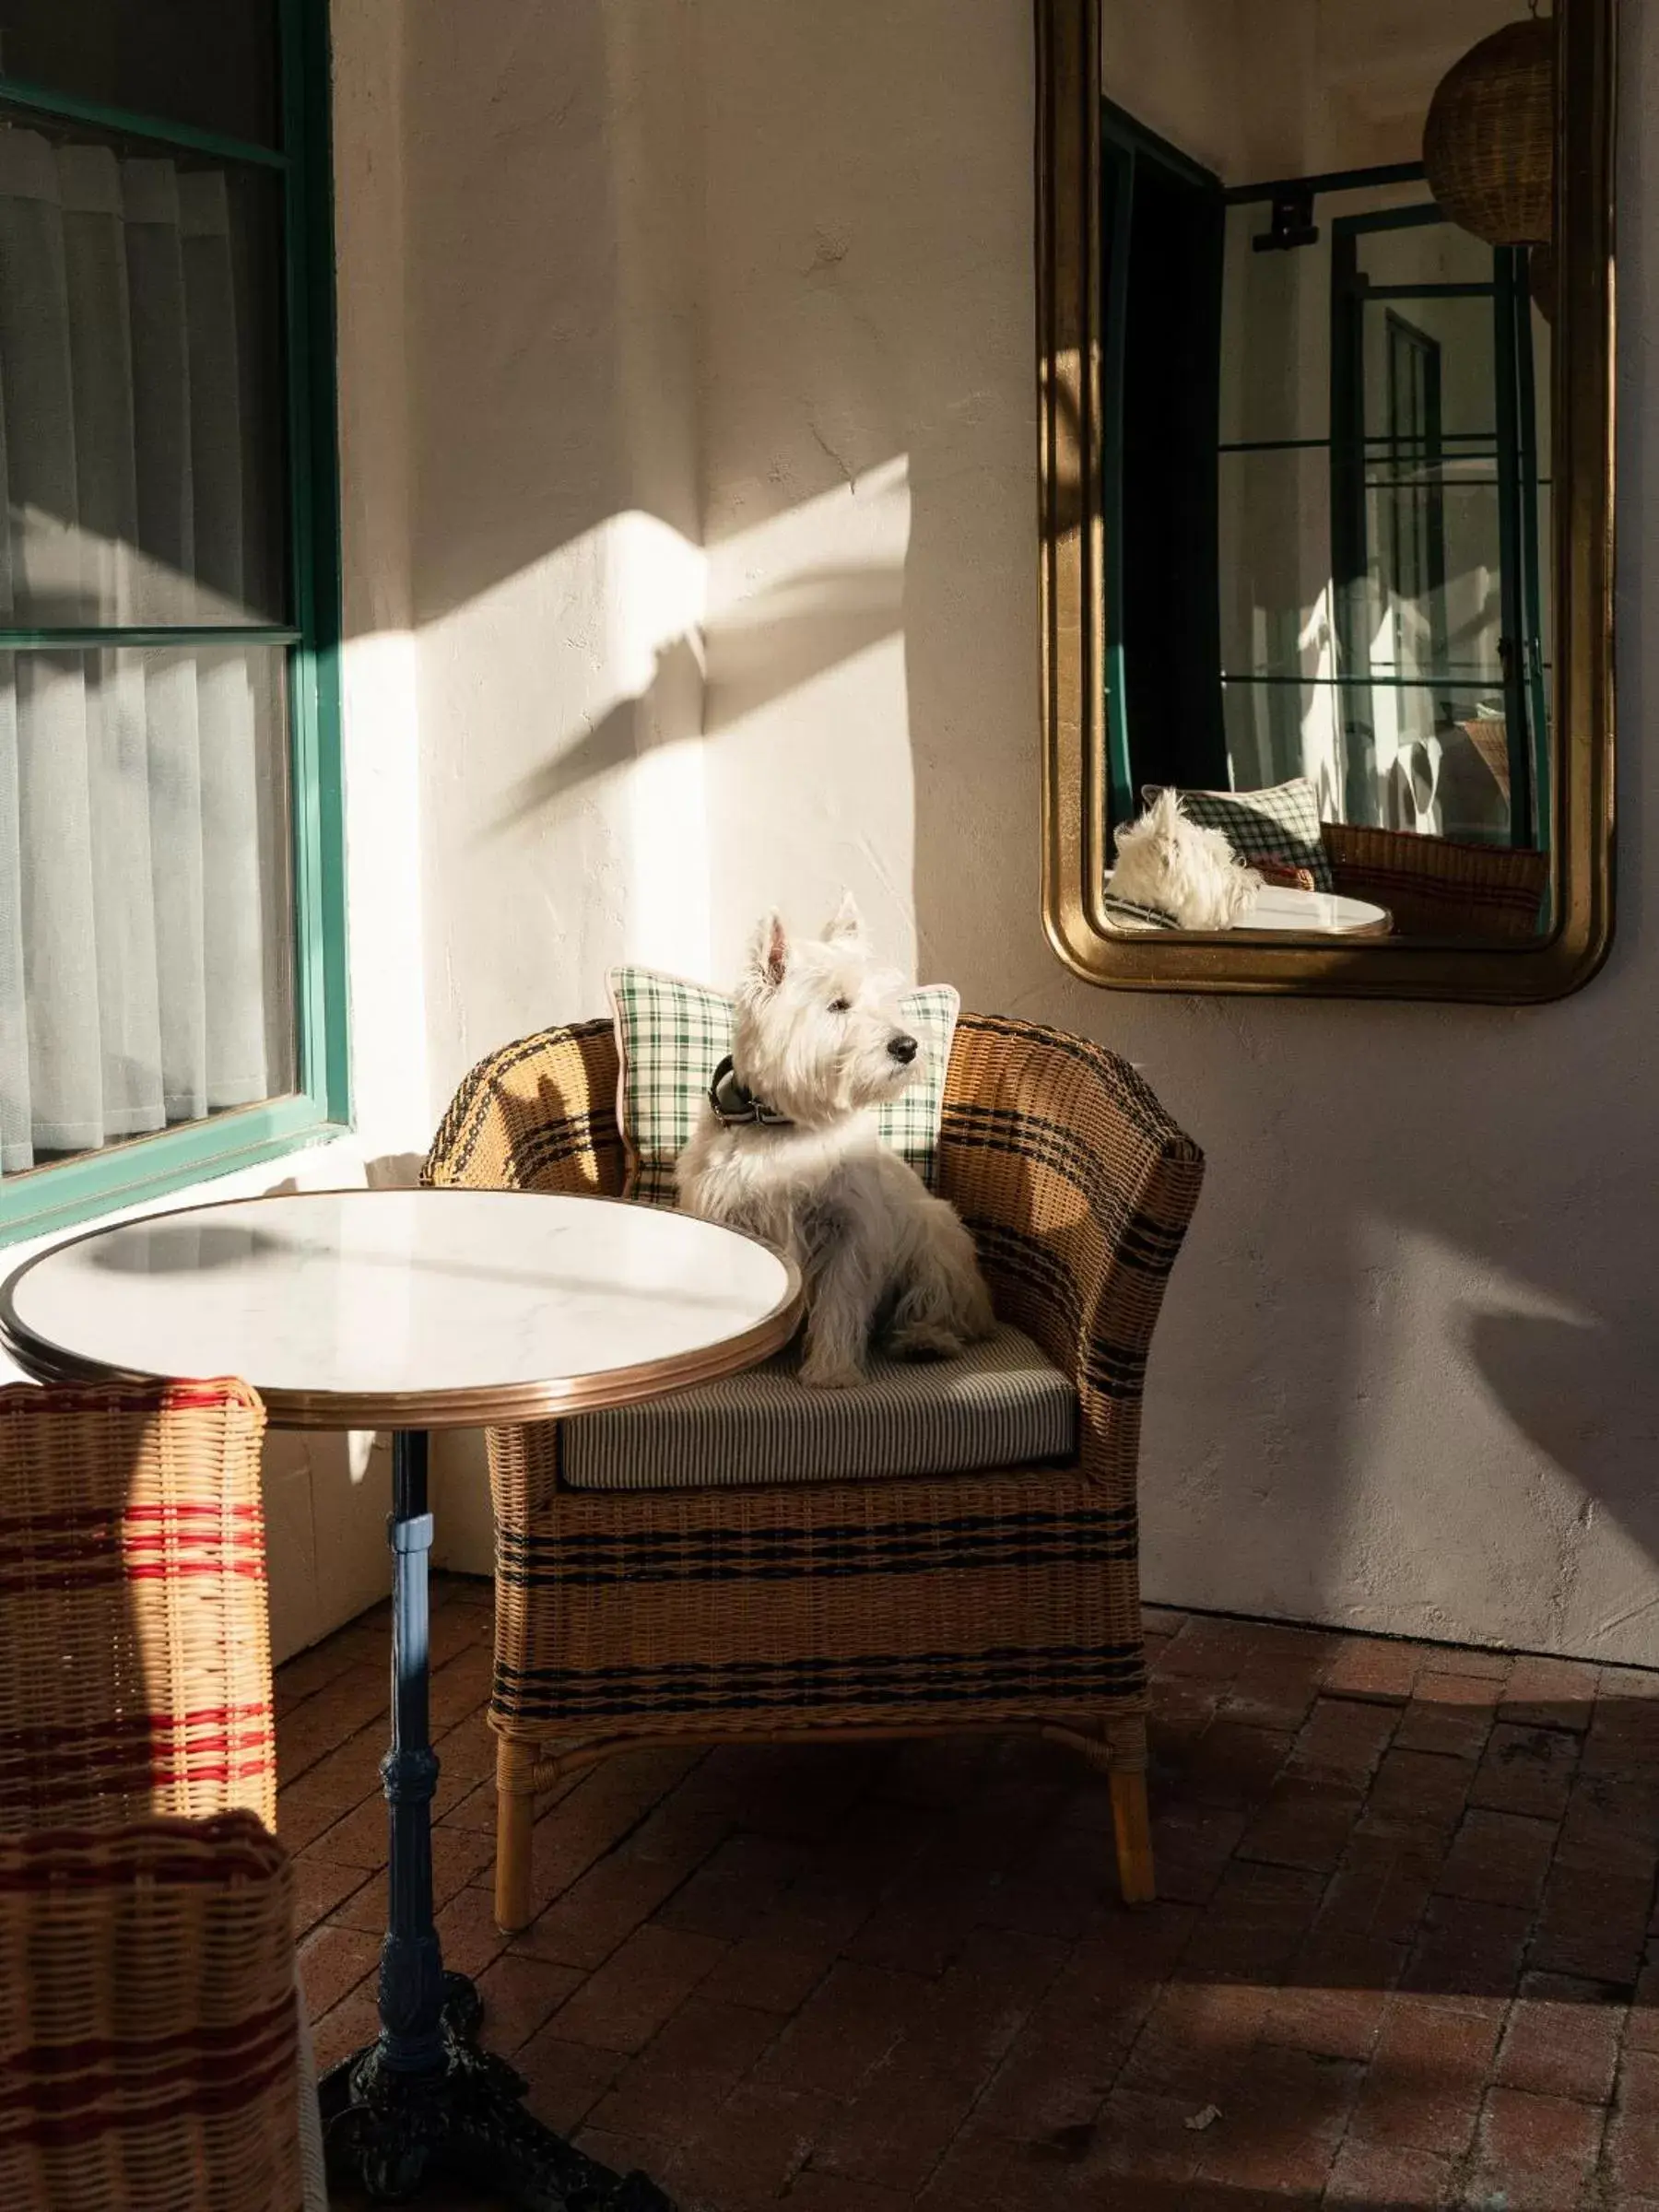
[0,1099,352,1253]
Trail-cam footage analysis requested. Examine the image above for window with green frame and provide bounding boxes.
[0,0,346,1247]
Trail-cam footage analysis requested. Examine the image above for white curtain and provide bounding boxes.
[0,128,282,1178]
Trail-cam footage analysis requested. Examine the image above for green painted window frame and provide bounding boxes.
[0,0,348,1249]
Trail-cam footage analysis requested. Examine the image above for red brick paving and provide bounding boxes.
[282,1578,1659,2208]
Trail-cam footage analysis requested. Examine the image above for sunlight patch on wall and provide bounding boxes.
[342,627,429,1151]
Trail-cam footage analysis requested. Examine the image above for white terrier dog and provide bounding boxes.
[1111,787,1261,929]
[677,897,995,1389]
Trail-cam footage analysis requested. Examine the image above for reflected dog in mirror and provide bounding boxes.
[1109,789,1262,930]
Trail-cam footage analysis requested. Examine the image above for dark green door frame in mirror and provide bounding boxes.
[1036,0,1614,1001]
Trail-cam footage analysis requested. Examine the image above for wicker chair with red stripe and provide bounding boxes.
[0,1377,325,2212]
[426,1009,1206,1933]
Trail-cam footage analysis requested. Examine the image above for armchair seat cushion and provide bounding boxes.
[561,1321,1076,1490]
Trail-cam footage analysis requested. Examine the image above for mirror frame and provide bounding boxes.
[1036,0,1615,1001]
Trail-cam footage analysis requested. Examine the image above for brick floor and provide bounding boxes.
[284,1578,1659,2209]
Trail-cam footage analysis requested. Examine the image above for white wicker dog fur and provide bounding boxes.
[677,897,994,1390]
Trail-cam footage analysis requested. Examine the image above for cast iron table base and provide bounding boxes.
[317,1430,675,2210]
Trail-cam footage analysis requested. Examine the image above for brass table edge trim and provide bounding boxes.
[0,1187,806,1430]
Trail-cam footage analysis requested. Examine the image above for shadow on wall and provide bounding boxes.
[1468,1307,1659,1646]
[479,558,906,847]
[382,0,1659,1654]
[402,5,691,627]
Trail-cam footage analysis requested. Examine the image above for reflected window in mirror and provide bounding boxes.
[1100,7,1553,945]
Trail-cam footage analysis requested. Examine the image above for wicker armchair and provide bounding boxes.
[426,1013,1205,1931]
[1322,820,1548,940]
[0,1378,316,2212]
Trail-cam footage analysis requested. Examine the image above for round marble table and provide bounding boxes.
[1240,883,1393,936]
[0,1188,802,2212]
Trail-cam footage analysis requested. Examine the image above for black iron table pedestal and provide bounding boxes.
[318,1430,675,2210]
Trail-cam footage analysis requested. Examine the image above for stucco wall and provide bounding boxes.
[390,0,1659,1665]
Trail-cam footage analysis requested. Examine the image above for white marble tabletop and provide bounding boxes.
[1102,874,1392,937]
[0,1190,803,1430]
[1243,883,1392,935]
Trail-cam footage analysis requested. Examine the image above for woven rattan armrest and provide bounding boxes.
[937,1015,1204,1489]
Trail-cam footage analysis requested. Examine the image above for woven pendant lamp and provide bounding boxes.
[1422,14,1555,246]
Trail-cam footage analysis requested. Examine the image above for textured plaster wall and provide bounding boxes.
[404,0,709,1103]
[382,0,1656,1661]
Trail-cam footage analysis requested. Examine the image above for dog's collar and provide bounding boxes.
[707,1054,794,1129]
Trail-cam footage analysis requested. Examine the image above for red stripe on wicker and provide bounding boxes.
[0,1387,311,2210]
[0,1379,276,1837]
[0,1814,302,2206]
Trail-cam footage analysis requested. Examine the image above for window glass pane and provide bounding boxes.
[0,643,295,1178]
[1222,677,1344,814]
[1220,678,1517,844]
[0,118,288,628]
[1219,203,1329,448]
[1360,295,1496,446]
[1218,446,1335,681]
[1359,463,1505,688]
[0,1,279,149]
[1329,678,1518,843]
[1356,217,1491,291]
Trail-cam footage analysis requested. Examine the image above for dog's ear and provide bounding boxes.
[823,890,864,944]
[747,911,789,989]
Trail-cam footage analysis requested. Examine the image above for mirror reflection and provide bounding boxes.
[1099,2,1555,944]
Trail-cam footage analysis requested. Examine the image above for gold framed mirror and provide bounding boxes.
[1037,0,1614,1000]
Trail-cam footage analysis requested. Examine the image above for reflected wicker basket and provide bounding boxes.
[1423,17,1555,247]
[1323,821,1547,942]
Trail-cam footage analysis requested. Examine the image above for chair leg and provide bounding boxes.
[1100,1714,1156,1907]
[494,1736,538,1935]
[1109,1767,1156,1907]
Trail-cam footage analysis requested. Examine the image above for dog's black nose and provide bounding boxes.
[888,1033,918,1065]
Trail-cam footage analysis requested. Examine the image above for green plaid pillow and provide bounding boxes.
[608,967,959,1206]
[1145,777,1333,891]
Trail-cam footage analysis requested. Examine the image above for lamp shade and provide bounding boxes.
[1423,17,1555,247]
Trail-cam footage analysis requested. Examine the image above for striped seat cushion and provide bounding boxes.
[607,966,959,1206]
[561,1322,1076,1490]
